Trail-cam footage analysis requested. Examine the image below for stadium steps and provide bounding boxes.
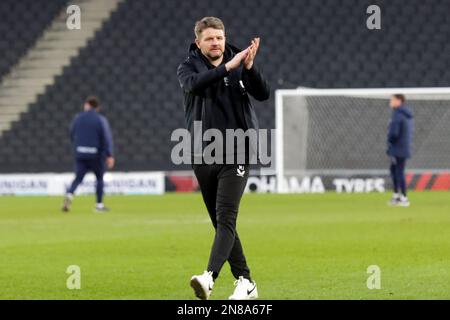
[0,0,123,136]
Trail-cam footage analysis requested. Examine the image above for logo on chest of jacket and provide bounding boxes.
[224,77,230,86]
[237,165,246,177]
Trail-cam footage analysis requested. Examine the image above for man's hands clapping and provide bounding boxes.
[225,37,260,72]
[243,37,260,70]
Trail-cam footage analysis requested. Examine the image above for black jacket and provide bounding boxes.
[177,43,270,163]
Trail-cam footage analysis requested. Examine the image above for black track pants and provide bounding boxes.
[193,164,251,280]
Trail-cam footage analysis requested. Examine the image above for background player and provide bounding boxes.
[62,96,115,212]
[387,94,414,207]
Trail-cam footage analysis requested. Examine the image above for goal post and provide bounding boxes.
[275,87,450,193]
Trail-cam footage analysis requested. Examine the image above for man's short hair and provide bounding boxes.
[85,96,100,109]
[194,17,225,39]
[392,94,405,103]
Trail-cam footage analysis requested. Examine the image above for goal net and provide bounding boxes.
[275,87,450,193]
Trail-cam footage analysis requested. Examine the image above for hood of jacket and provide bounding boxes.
[395,105,414,119]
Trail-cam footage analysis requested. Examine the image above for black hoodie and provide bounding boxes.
[177,43,270,164]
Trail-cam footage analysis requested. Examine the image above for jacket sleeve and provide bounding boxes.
[388,118,401,144]
[241,64,270,101]
[177,60,229,94]
[100,117,114,157]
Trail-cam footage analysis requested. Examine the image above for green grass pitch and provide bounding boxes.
[0,192,449,300]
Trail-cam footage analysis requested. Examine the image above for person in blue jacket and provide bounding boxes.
[387,94,414,207]
[62,96,115,212]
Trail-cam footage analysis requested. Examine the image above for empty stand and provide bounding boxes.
[0,0,449,172]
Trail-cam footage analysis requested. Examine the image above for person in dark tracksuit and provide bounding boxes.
[387,94,414,207]
[62,96,115,213]
[177,17,270,300]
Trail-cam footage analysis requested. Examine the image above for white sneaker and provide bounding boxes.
[190,271,214,300]
[387,193,400,206]
[397,196,410,207]
[229,276,258,300]
[94,205,110,213]
[62,193,73,212]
